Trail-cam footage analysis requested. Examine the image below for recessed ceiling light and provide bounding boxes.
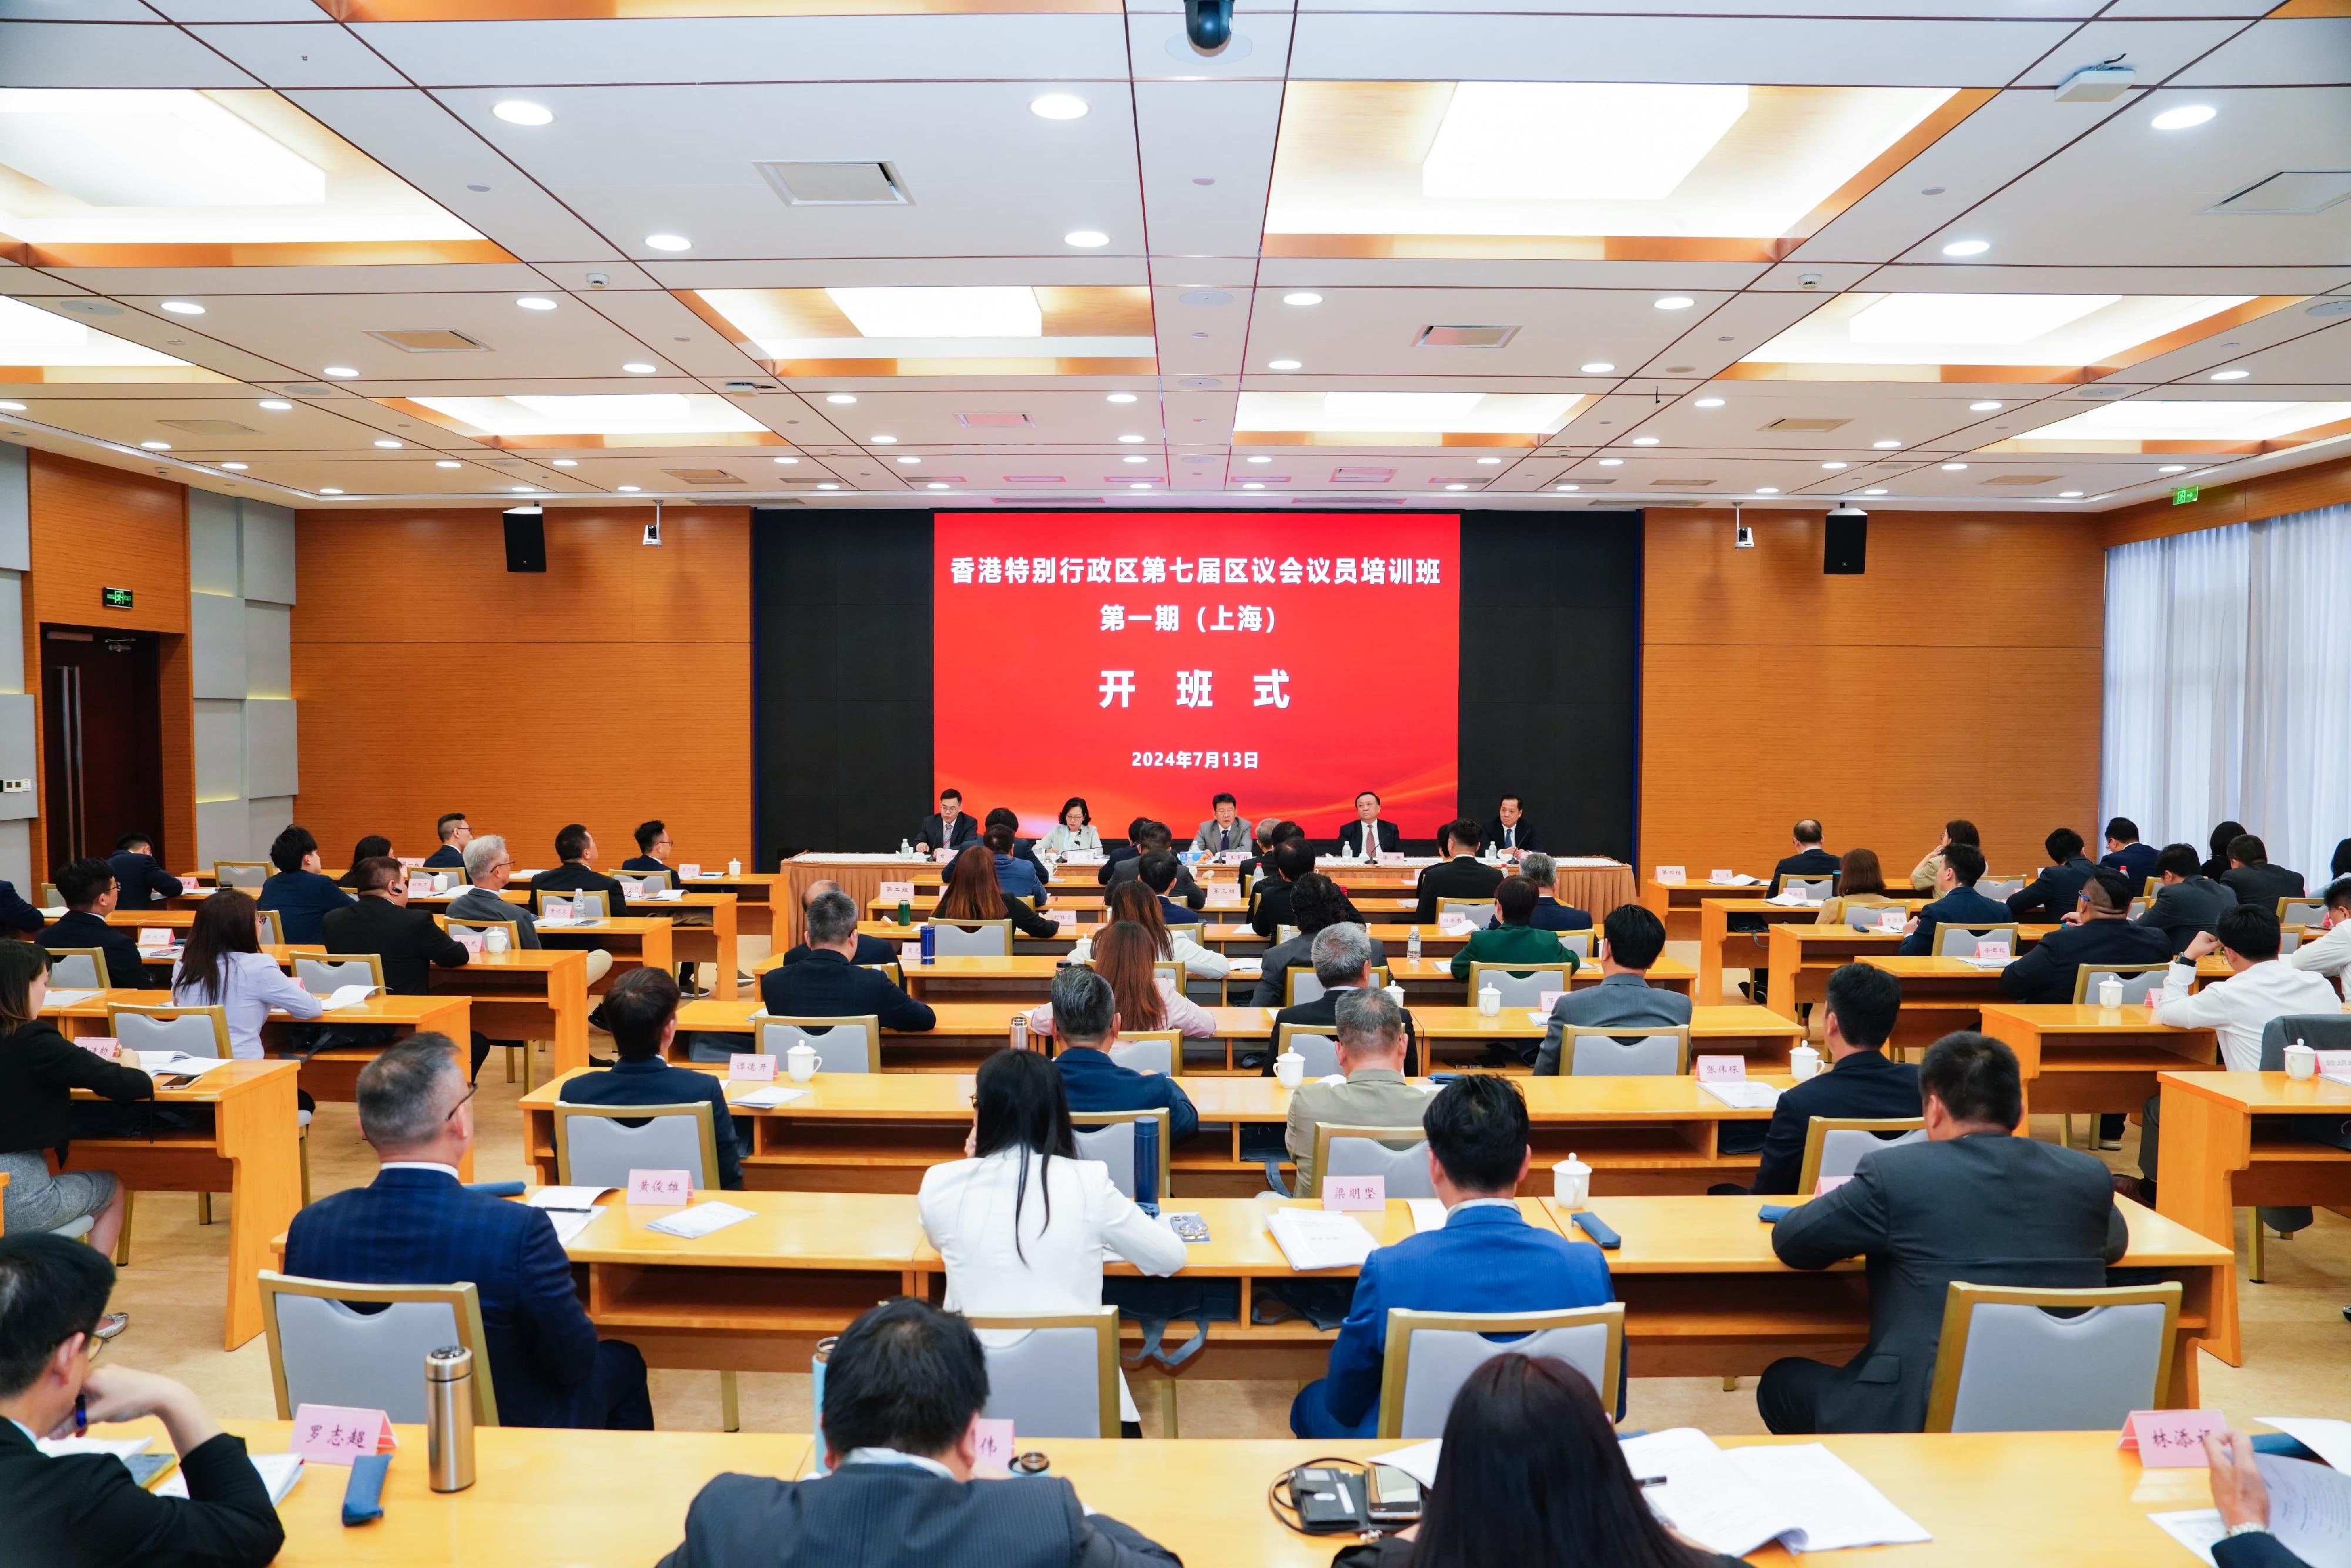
[870,434,897,444]
[0,400,22,411]
[622,361,657,374]
[140,440,170,450]
[510,485,535,493]
[1970,401,2004,411]
[1653,296,1695,310]
[1476,456,1501,464]
[1580,361,1615,374]
[516,296,558,311]
[2059,489,2084,497]
[1063,230,1110,249]
[818,482,840,490]
[2159,464,2189,473]
[644,233,691,252]
[1117,434,1146,443]
[1821,461,1847,470]
[1754,486,1780,494]
[1248,455,1271,464]
[1107,393,1137,404]
[2211,368,2250,380]
[1941,239,1991,257]
[928,482,950,490]
[493,100,554,126]
[618,484,641,491]
[1029,93,1089,120]
[323,366,358,377]
[1941,462,1968,471]
[159,300,204,316]
[774,456,799,464]
[1268,359,1302,371]
[220,461,247,470]
[1243,481,1265,490]
[1283,292,1322,306]
[896,455,921,465]
[2151,104,2215,131]
[1598,457,1623,466]
[1422,82,1750,201]
[1445,483,1469,491]
[1632,437,1659,446]
[257,399,293,411]
[826,394,857,405]
[436,460,461,468]
[319,487,343,494]
[1864,488,1887,495]
[1873,440,1902,448]
[374,439,401,449]
[1694,397,1725,408]
[552,458,578,467]
[1130,483,1151,490]
[1123,455,1148,464]
[1555,484,1579,491]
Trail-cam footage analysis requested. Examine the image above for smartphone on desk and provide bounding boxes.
[1367,1465,1423,1524]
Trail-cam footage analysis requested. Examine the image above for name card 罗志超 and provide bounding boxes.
[1694,1054,1747,1083]
[291,1404,395,1463]
[628,1169,694,1205]
[727,1054,778,1081]
[2119,1409,2228,1467]
[1321,1175,1387,1211]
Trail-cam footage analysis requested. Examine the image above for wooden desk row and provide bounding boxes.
[173,869,781,939]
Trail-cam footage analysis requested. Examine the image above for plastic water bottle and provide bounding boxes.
[1407,926,1422,963]
[899,838,913,857]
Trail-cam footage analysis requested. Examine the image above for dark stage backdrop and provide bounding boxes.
[754,508,1640,862]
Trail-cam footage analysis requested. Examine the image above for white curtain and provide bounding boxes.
[2101,502,2351,887]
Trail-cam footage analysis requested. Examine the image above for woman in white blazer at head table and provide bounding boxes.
[916,1047,1186,1430]
[170,887,326,1060]
[1036,796,1104,857]
[1059,880,1231,985]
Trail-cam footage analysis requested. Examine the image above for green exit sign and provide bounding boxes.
[2172,486,2201,506]
[101,587,133,609]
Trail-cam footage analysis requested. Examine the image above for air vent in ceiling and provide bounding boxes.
[283,384,333,397]
[1650,479,1717,489]
[1761,417,1850,433]
[1004,474,1064,483]
[366,329,488,353]
[2206,170,2351,216]
[756,161,910,206]
[1981,474,2061,485]
[1566,477,1616,485]
[956,412,1033,428]
[1415,324,1521,349]
[661,467,745,485]
[1298,495,1406,505]
[1330,467,1394,483]
[159,418,257,436]
[722,380,773,394]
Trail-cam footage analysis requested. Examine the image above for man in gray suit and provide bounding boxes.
[1190,792,1256,857]
[659,1297,1177,1568]
[1759,1031,2128,1435]
[1533,904,1692,1076]
[2138,842,2238,954]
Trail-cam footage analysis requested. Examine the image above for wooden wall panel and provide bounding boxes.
[290,507,753,867]
[1640,507,2105,884]
[2098,451,2351,550]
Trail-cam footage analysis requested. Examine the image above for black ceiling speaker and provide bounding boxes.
[1824,505,1867,575]
[502,506,547,573]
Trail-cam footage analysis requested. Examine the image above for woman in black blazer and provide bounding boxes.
[0,942,154,1248]
[936,845,1058,940]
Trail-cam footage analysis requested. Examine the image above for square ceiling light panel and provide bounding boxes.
[401,393,775,448]
[1264,82,1973,259]
[1740,292,2283,380]
[0,89,491,259]
[1995,398,2351,454]
[1233,390,1590,445]
[688,287,1157,377]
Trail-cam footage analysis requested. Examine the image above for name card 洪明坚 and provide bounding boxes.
[291,1404,394,1463]
[1321,1175,1387,1211]
[727,1054,778,1081]
[1694,1055,1747,1083]
[628,1169,694,1205]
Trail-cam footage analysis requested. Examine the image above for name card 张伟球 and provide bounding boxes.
[628,1169,694,1205]
[2119,1409,2228,1468]
[291,1404,394,1463]
[727,1054,778,1082]
[1694,1054,1747,1083]
[1321,1175,1387,1211]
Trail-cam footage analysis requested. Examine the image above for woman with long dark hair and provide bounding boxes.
[0,940,153,1249]
[1061,879,1231,983]
[337,835,391,889]
[917,1047,1185,1428]
[936,843,1056,939]
[1342,1355,1744,1568]
[2203,820,2248,882]
[172,889,323,1058]
[1028,918,1214,1040]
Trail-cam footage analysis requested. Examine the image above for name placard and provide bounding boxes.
[1321,1174,1387,1211]
[627,1169,693,1205]
[1694,1054,1747,1083]
[727,1054,778,1081]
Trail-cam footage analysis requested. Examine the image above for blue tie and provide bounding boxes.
[1218,828,1229,852]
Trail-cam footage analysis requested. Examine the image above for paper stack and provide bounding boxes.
[729,1084,809,1110]
[1699,1081,1781,1110]
[159,1454,303,1504]
[2151,1453,2351,1568]
[1265,1207,1379,1271]
[646,1201,756,1239]
[321,983,378,1011]
[1620,1429,1931,1557]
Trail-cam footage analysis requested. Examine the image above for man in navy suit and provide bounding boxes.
[779,879,902,967]
[2099,817,2159,890]
[760,890,935,1035]
[1999,867,2173,1005]
[1043,966,1198,1143]
[558,967,744,1187]
[423,812,471,871]
[1290,1073,1615,1438]
[254,825,356,945]
[1898,842,2011,956]
[1335,791,1402,858]
[1491,852,1592,933]
[2007,827,2099,921]
[1747,963,1921,1194]
[283,1035,652,1429]
[913,788,979,856]
[1769,819,1842,897]
[106,832,183,912]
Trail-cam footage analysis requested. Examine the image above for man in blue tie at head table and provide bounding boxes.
[1191,793,1257,857]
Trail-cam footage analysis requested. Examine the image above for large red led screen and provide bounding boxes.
[933,512,1460,841]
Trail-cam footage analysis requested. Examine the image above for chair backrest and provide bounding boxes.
[966,1308,1119,1438]
[2256,1013,2351,1070]
[1555,929,1595,960]
[43,949,105,990]
[2069,963,2170,1004]
[259,1271,499,1425]
[552,1101,717,1188]
[39,882,60,909]
[1567,1027,1689,1077]
[1436,898,1496,930]
[758,1017,877,1073]
[1284,966,1390,1007]
[1106,1028,1180,1077]
[255,908,285,944]
[438,915,521,947]
[2280,930,2303,955]
[929,919,1011,956]
[625,869,675,893]
[1071,1108,1171,1204]
[1784,877,1834,902]
[1935,922,2019,957]
[2126,897,2153,920]
[1927,1282,2182,1433]
[1314,1123,1434,1198]
[295,953,387,995]
[543,888,608,920]
[2280,898,2326,927]
[107,1003,232,1058]
[1274,1023,1341,1078]
[1465,962,1569,1007]
[1977,876,2027,901]
[1797,1117,1927,1196]
[214,861,269,892]
[1379,1303,1624,1439]
[1850,906,1903,932]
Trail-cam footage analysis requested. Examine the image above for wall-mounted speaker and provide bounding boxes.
[1824,507,1867,575]
[502,507,546,573]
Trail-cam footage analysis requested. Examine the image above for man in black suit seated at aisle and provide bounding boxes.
[40,858,152,987]
[533,823,629,916]
[781,879,902,967]
[1248,836,1311,939]
[423,811,471,871]
[2006,827,2098,920]
[913,788,978,857]
[1769,820,1841,897]
[1104,823,1208,909]
[323,856,481,1074]
[1758,1031,2126,1434]
[762,889,935,1034]
[2099,817,2159,889]
[1413,819,1504,923]
[1483,793,1540,859]
[106,832,183,912]
[658,1297,1177,1568]
[2138,842,2236,954]
[1743,963,1920,1195]
[2221,833,2306,913]
[1268,922,1421,1077]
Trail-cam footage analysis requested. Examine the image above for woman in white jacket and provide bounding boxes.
[917,1048,1185,1430]
[1063,880,1231,983]
[1037,797,1104,857]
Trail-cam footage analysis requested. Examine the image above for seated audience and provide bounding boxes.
[1535,904,1692,1077]
[321,856,477,1075]
[781,879,901,967]
[0,872,39,935]
[172,889,324,1058]
[915,787,979,856]
[1104,823,1208,909]
[2288,875,2351,989]
[1032,963,1200,1143]
[2099,816,2159,887]
[0,941,150,1251]
[533,823,629,916]
[39,857,149,987]
[1094,816,1152,884]
[1290,1074,1614,1438]
[336,835,391,889]
[983,808,1047,883]
[984,823,1047,906]
[423,810,471,870]
[2138,842,2236,954]
[1482,792,1540,858]
[622,819,673,875]
[0,1234,284,1568]
[2202,820,2248,882]
[1134,850,1203,926]
[1335,1354,1747,1568]
[1759,1032,2125,1435]
[1815,847,1901,927]
[937,843,1056,940]
[1749,964,1917,1195]
[761,889,935,1033]
[451,833,615,983]
[657,1297,1177,1567]
[1191,792,1255,856]
[558,967,743,1188]
[106,831,183,912]
[1064,880,1230,984]
[1240,817,1306,886]
[1037,796,1102,857]
[1337,790,1401,859]
[255,825,356,945]
[2222,833,2306,912]
[1897,842,2009,956]
[1286,987,1434,1198]
[2203,1428,2315,1568]
[1413,819,1505,923]
[1450,875,1573,980]
[284,1036,652,1429]
[1771,818,1842,896]
[1030,917,1213,1050]
[1247,835,1310,938]
[918,1048,1184,1429]
[1908,819,1978,893]
[1504,852,1592,933]
[1998,866,2172,1003]
[1252,873,1381,1007]
[1268,920,1421,1077]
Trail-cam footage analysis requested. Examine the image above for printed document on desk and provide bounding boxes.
[1266,1207,1378,1271]
[1622,1429,1930,1556]
[1700,1081,1780,1110]
[2151,1458,2351,1568]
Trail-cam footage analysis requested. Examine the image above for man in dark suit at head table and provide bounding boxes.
[1482,793,1541,860]
[1758,1031,2127,1435]
[2098,816,2159,890]
[1769,819,1841,896]
[2221,832,2307,916]
[913,788,979,857]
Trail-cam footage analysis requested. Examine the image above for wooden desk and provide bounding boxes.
[1765,923,1907,1018]
[48,988,474,1104]
[1698,899,1935,1006]
[418,948,593,1084]
[2155,1070,2351,1366]
[1865,955,2222,1052]
[1979,1005,2219,1120]
[535,916,673,990]
[1643,875,1766,942]
[71,1060,301,1350]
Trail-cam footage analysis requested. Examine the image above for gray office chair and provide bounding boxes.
[1106,1030,1180,1077]
[213,862,269,892]
[1977,876,2027,902]
[967,1308,1119,1438]
[1935,923,2019,958]
[1783,877,1834,902]
[1465,963,1569,1008]
[1925,1282,2181,1432]
[1799,1117,1928,1195]
[551,1101,716,1189]
[755,1017,877,1073]
[1274,1023,1341,1078]
[1436,899,1496,929]
[1317,1124,1435,1198]
[44,950,105,990]
[1556,930,1596,960]
[2280,899,2326,928]
[107,1004,232,1058]
[259,1272,500,1425]
[1284,966,1391,1007]
[294,954,386,995]
[1567,1027,1689,1077]
[626,869,675,894]
[1071,1109,1171,1204]
[930,919,1012,956]
[2070,964,2169,1005]
[545,889,609,920]
[1381,1304,1623,1439]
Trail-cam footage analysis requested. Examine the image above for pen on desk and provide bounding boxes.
[1636,1475,1665,1488]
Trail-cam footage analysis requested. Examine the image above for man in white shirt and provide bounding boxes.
[2288,876,2351,994]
